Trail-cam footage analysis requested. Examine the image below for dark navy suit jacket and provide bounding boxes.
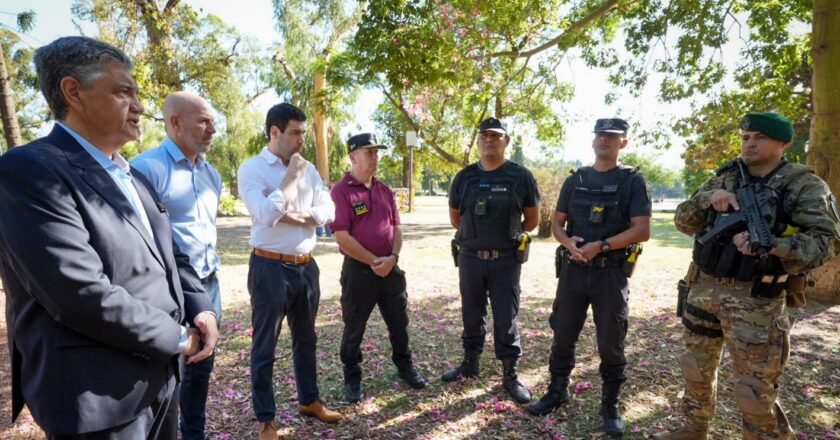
[0,126,213,434]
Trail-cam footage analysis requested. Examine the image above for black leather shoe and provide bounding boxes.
[398,367,428,389]
[344,381,365,403]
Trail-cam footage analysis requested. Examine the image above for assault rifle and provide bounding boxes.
[695,160,778,259]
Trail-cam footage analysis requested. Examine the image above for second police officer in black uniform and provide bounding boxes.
[441,117,541,404]
[527,118,651,439]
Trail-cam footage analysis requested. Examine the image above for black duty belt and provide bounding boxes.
[564,252,624,269]
[459,248,516,261]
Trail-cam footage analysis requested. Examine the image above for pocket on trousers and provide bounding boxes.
[680,353,704,383]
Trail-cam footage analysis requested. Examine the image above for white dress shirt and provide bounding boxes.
[237,147,334,255]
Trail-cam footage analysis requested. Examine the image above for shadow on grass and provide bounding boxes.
[205,289,840,439]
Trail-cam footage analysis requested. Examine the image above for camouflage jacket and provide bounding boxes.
[674,161,840,274]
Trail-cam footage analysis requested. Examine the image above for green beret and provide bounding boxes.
[740,112,794,142]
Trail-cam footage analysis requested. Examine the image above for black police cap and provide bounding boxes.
[347,133,388,153]
[478,117,508,134]
[593,118,629,136]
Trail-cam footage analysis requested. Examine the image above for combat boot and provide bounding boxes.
[526,375,569,415]
[651,420,710,440]
[441,352,479,382]
[343,364,364,403]
[501,358,531,404]
[601,382,624,437]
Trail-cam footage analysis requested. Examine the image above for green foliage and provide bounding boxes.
[349,0,618,169]
[614,0,812,181]
[218,194,243,217]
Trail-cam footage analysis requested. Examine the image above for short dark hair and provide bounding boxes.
[34,36,133,120]
[265,103,307,138]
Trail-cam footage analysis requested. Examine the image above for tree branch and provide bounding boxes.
[272,50,296,81]
[471,0,623,60]
[381,87,465,166]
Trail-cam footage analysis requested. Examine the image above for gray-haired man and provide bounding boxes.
[0,36,218,439]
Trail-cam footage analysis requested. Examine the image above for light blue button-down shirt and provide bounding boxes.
[56,122,154,238]
[131,138,222,279]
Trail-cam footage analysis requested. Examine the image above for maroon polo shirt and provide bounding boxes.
[330,171,401,257]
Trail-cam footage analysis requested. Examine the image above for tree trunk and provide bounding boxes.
[806,0,840,304]
[0,43,23,150]
[402,150,411,188]
[312,70,329,183]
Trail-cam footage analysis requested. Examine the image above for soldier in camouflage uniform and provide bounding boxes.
[654,112,840,440]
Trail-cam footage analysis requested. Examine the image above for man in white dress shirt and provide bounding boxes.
[237,103,342,440]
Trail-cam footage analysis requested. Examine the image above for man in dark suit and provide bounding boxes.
[0,36,220,439]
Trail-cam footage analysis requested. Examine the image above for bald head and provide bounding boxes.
[163,91,216,162]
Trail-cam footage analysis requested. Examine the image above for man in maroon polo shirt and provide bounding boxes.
[330,133,428,403]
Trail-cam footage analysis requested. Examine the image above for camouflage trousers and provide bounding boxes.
[678,272,793,440]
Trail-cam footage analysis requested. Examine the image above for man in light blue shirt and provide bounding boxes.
[132,91,222,440]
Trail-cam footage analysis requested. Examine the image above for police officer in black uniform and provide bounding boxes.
[441,117,540,404]
[527,118,651,438]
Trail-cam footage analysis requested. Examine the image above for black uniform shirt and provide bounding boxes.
[556,166,651,243]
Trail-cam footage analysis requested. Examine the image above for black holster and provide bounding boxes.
[555,246,565,278]
[451,238,459,267]
[676,279,689,317]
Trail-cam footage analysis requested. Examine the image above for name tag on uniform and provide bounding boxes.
[490,184,508,192]
[352,200,369,216]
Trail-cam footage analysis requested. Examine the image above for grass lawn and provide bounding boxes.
[1,198,838,439]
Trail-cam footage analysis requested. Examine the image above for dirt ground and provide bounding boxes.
[1,196,839,439]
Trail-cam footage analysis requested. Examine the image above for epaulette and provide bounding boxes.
[715,160,738,176]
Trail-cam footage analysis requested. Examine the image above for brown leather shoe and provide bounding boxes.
[257,420,280,440]
[299,399,343,423]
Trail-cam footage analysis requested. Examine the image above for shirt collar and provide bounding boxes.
[259,147,283,166]
[163,137,206,168]
[344,171,378,187]
[57,121,125,173]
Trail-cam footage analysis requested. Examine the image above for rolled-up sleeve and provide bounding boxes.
[237,160,286,226]
[307,166,335,226]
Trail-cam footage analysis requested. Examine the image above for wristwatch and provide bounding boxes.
[600,239,611,254]
[390,252,399,263]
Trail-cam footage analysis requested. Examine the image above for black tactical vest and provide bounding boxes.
[566,165,637,243]
[456,163,524,250]
[692,160,795,280]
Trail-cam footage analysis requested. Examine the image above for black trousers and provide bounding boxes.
[248,254,321,421]
[457,252,522,359]
[339,257,412,379]
[549,261,629,385]
[48,371,178,440]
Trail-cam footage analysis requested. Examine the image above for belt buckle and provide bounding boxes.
[293,254,307,264]
[477,250,499,260]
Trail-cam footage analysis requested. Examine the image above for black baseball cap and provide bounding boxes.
[479,117,508,134]
[347,133,388,153]
[593,118,629,136]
